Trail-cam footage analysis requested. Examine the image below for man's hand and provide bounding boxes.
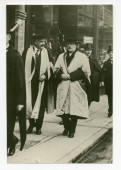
[16,105,24,112]
[100,82,104,86]
[39,75,46,82]
[61,74,70,80]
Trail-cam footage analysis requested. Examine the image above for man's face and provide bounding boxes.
[85,49,92,58]
[6,33,11,46]
[66,43,76,53]
[34,38,46,50]
[108,51,113,60]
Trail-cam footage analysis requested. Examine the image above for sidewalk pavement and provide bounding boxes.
[7,94,112,164]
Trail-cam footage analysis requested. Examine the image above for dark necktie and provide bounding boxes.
[35,50,39,63]
[35,50,40,79]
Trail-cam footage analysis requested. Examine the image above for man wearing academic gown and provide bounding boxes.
[7,30,26,156]
[22,34,54,135]
[54,39,91,138]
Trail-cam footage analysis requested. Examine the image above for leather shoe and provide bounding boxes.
[8,138,18,156]
[108,112,112,118]
[36,129,41,135]
[63,129,68,136]
[26,126,34,134]
[68,132,75,138]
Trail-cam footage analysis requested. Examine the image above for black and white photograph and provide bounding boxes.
[6,4,113,164]
[0,0,121,169]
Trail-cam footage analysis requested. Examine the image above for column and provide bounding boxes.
[93,5,99,59]
[14,5,27,54]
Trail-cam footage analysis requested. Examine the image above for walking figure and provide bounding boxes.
[54,39,91,138]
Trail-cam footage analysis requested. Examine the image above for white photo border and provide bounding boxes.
[0,0,121,170]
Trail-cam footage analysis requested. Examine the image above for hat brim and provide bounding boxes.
[64,39,76,45]
[107,50,113,53]
[7,30,12,34]
[85,48,92,50]
[84,43,93,50]
[32,34,47,40]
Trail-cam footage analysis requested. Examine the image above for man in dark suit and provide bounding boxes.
[102,45,113,117]
[84,43,101,105]
[7,29,26,156]
[22,34,53,135]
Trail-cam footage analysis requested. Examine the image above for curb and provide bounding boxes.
[56,127,112,163]
[75,128,112,163]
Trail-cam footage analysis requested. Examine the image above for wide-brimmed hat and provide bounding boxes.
[7,29,12,34]
[64,38,77,45]
[6,22,14,34]
[32,33,48,40]
[107,45,113,53]
[84,43,93,50]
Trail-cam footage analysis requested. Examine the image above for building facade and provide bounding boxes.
[7,5,113,59]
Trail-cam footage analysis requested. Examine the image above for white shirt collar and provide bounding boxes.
[33,46,40,55]
[6,44,9,52]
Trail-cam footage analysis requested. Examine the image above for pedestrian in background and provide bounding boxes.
[102,45,113,117]
[54,39,91,138]
[7,28,26,156]
[22,34,54,135]
[84,43,101,105]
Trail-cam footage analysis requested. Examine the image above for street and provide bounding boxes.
[76,129,112,163]
[7,95,113,163]
[6,5,113,164]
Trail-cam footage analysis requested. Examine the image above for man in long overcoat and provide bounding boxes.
[84,43,101,105]
[7,30,26,156]
[102,45,113,117]
[54,39,91,138]
[22,34,54,135]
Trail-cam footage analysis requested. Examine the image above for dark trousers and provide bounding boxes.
[62,114,78,133]
[29,81,48,130]
[7,108,16,149]
[28,106,45,130]
[107,92,112,113]
[28,94,46,130]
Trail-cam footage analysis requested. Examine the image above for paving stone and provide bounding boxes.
[7,95,113,164]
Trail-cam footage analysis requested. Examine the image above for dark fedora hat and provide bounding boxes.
[32,33,48,40]
[64,38,77,45]
[6,22,14,34]
[7,29,12,34]
[84,43,93,50]
[107,44,113,53]
[7,28,14,35]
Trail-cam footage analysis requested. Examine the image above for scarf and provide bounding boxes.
[25,46,50,119]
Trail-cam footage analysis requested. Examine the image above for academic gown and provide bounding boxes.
[22,48,48,120]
